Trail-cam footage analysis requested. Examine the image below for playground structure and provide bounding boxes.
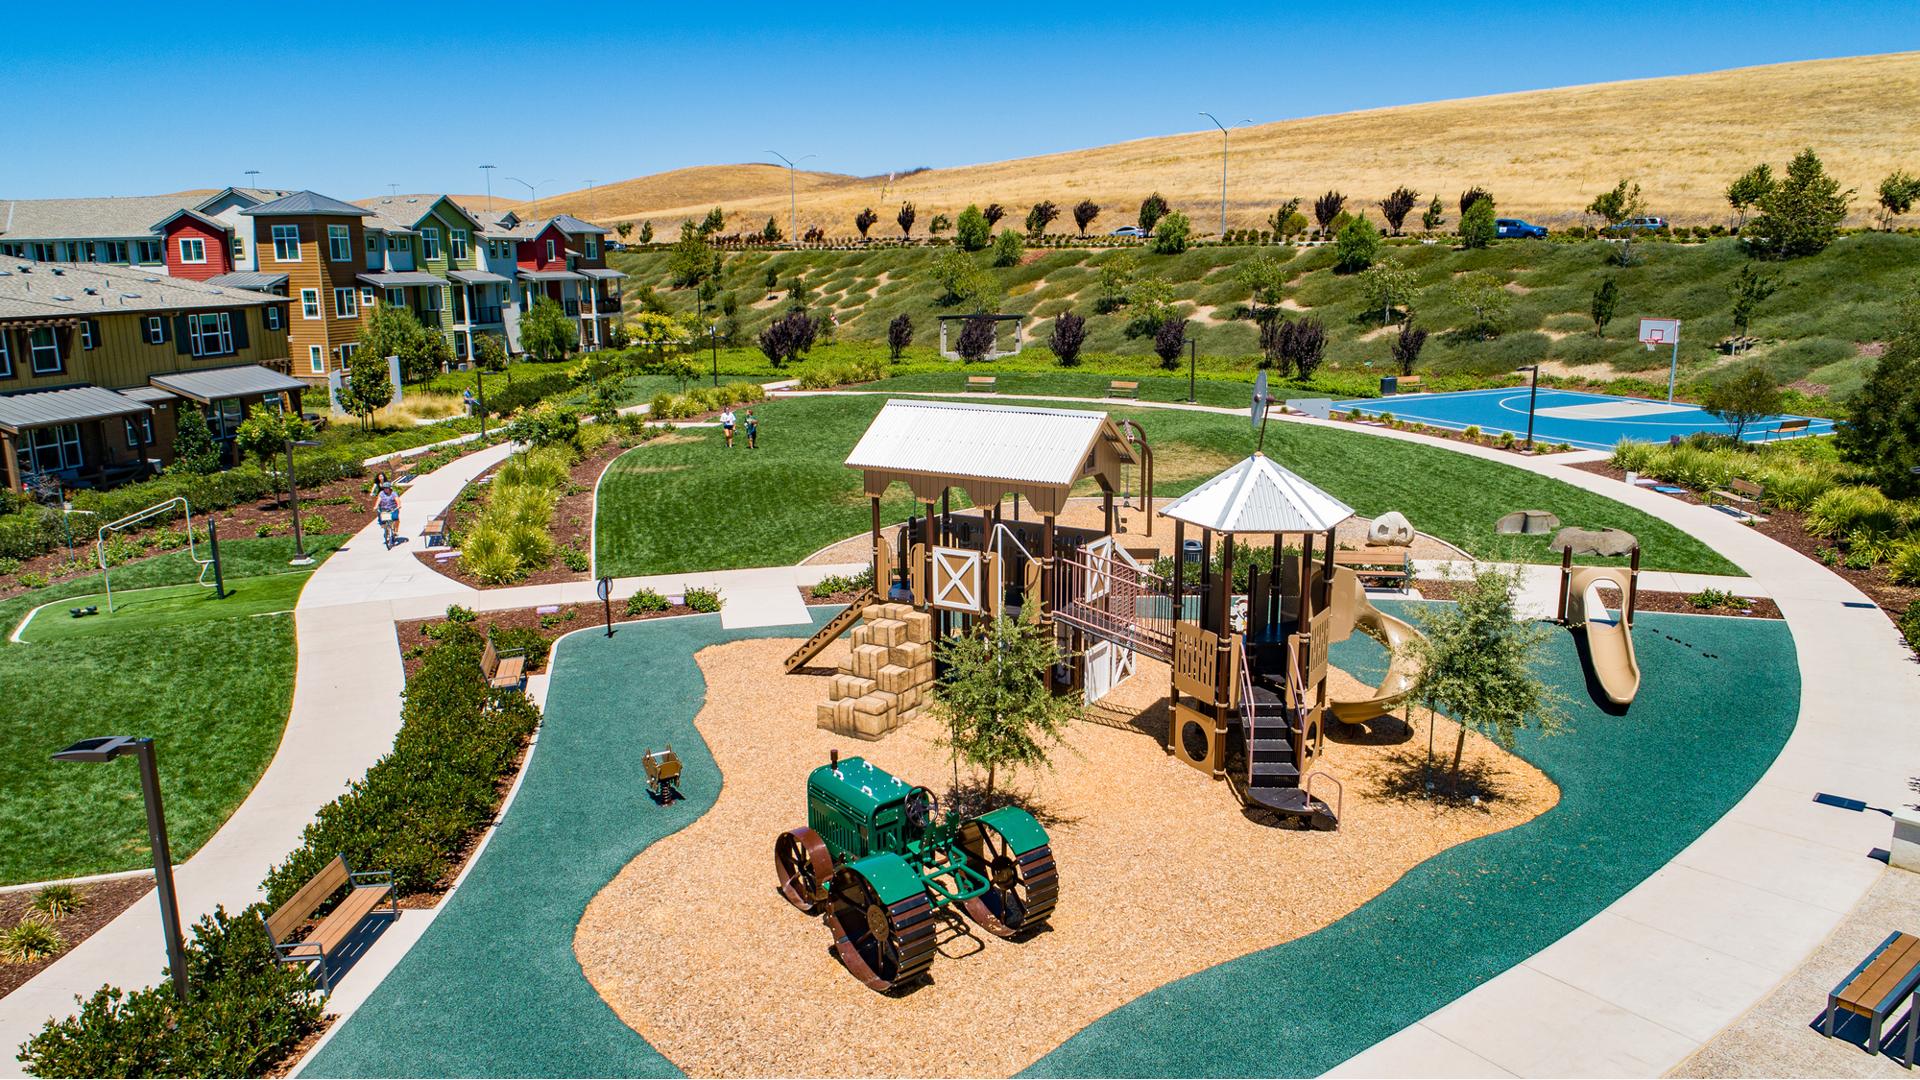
[95,497,220,611]
[815,600,938,738]
[1557,545,1643,707]
[642,746,683,804]
[774,751,1056,991]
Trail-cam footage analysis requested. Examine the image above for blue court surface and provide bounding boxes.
[1333,386,1836,452]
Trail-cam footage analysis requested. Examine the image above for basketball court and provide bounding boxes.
[1332,386,1835,452]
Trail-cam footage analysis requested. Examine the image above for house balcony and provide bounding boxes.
[467,305,504,325]
[563,299,580,317]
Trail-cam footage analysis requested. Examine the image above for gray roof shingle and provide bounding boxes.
[0,261,283,320]
[0,194,198,241]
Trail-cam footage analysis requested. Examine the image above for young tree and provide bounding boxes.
[932,248,978,304]
[982,203,1006,228]
[637,221,654,245]
[1096,250,1138,312]
[1266,197,1302,237]
[358,301,444,383]
[235,404,316,499]
[956,204,991,251]
[698,206,726,236]
[991,228,1025,267]
[934,617,1083,796]
[519,296,578,362]
[1280,316,1328,380]
[854,207,879,238]
[1459,196,1498,249]
[756,307,818,367]
[340,347,394,431]
[1728,264,1779,347]
[1237,252,1289,324]
[1333,212,1381,273]
[1586,177,1648,265]
[1838,281,1920,497]
[1123,275,1176,335]
[667,220,719,288]
[1391,321,1429,376]
[1746,148,1853,259]
[1048,310,1087,366]
[1378,186,1420,235]
[1072,199,1101,236]
[1876,170,1920,230]
[1702,367,1785,441]
[169,404,221,474]
[929,213,952,236]
[1450,270,1511,337]
[1590,277,1620,337]
[1312,190,1346,234]
[1407,565,1566,792]
[1421,195,1446,233]
[614,222,634,242]
[897,201,917,237]
[887,313,914,360]
[1138,192,1169,234]
[1151,210,1191,254]
[956,314,998,362]
[1725,163,1774,229]
[1025,200,1060,236]
[1458,186,1493,216]
[473,331,509,377]
[1153,317,1187,371]
[1358,255,1415,322]
[760,216,784,244]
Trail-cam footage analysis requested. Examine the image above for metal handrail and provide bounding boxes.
[1303,771,1344,822]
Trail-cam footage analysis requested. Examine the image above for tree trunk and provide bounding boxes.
[985,762,996,798]
[1451,723,1468,795]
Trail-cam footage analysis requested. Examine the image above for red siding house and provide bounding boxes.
[154,209,234,280]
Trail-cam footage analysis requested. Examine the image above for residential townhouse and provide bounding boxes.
[0,189,293,275]
[358,195,511,363]
[239,191,375,380]
[484,213,625,350]
[0,261,303,491]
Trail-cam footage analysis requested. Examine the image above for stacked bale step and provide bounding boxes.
[817,602,938,738]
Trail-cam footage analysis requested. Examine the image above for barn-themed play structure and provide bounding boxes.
[784,399,1427,827]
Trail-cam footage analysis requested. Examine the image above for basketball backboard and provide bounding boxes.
[1639,317,1680,350]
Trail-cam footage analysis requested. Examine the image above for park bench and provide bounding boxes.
[1397,375,1422,390]
[1823,930,1920,1056]
[423,509,452,548]
[1334,547,1412,590]
[1707,477,1763,510]
[1108,380,1139,399]
[259,854,397,993]
[481,631,527,692]
[967,375,997,393]
[1770,417,1811,441]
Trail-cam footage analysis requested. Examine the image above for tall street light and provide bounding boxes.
[480,164,496,214]
[1199,112,1253,238]
[52,737,188,1000]
[508,176,556,218]
[765,150,814,245]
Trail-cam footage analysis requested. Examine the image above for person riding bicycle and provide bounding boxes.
[375,484,402,548]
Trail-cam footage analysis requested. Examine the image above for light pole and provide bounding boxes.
[710,322,721,388]
[1187,337,1199,404]
[480,164,496,214]
[507,176,555,218]
[52,737,187,1000]
[585,179,597,222]
[765,150,814,246]
[285,437,320,565]
[474,362,489,442]
[1199,112,1253,238]
[1516,364,1541,450]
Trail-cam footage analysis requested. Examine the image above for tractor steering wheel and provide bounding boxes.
[904,787,937,829]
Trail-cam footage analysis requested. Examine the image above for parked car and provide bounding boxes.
[1109,226,1148,238]
[1495,218,1547,239]
[606,240,628,252]
[1607,216,1667,233]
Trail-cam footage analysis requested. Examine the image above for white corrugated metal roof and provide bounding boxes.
[150,365,306,403]
[845,399,1118,488]
[1159,452,1354,533]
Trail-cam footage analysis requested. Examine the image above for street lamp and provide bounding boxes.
[474,362,489,442]
[479,164,496,214]
[52,736,188,1000]
[507,176,556,218]
[1188,337,1199,404]
[1516,364,1541,450]
[286,437,320,565]
[765,150,814,246]
[1199,112,1253,238]
[710,321,721,388]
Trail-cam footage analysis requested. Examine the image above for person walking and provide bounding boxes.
[375,483,402,549]
[720,406,736,449]
[744,409,758,450]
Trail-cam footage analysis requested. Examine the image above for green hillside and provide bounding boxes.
[612,232,1917,403]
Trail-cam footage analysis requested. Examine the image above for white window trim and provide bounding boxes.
[80,321,95,350]
[266,306,282,330]
[301,289,321,320]
[328,224,351,262]
[360,286,375,308]
[0,331,11,376]
[29,327,63,374]
[272,224,301,262]
[585,237,598,259]
[544,238,556,261]
[421,227,441,261]
[334,287,358,319]
[309,345,324,373]
[450,229,469,261]
[179,237,207,264]
[146,315,166,343]
[187,312,234,358]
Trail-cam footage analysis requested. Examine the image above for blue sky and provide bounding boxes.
[3,1,1914,200]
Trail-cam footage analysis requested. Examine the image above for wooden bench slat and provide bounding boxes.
[307,884,392,955]
[267,856,348,943]
[490,655,525,688]
[1839,934,1920,1012]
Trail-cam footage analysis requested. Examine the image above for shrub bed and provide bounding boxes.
[645,380,767,420]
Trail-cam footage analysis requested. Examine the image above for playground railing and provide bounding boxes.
[1051,550,1175,660]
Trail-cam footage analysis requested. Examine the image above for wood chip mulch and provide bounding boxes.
[575,637,1559,1078]
[0,876,154,1001]
[1412,576,1782,619]
[395,602,700,681]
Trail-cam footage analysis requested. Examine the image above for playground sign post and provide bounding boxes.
[598,576,614,637]
[1640,318,1681,402]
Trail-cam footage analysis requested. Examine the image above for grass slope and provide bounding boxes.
[0,537,340,885]
[593,395,1734,577]
[614,231,1915,399]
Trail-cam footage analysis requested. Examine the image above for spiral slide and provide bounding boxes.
[1317,566,1425,723]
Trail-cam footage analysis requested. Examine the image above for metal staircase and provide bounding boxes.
[1235,639,1338,829]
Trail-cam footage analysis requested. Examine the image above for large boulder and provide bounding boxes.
[1496,509,1560,535]
[1367,511,1414,546]
[1552,526,1638,557]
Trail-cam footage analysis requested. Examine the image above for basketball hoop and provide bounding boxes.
[1639,318,1682,401]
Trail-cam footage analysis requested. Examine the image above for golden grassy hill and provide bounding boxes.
[541,52,1920,236]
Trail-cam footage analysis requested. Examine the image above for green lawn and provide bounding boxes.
[0,537,340,885]
[594,394,1735,577]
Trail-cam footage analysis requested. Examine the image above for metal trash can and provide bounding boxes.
[1380,376,1398,395]
[1182,539,1203,564]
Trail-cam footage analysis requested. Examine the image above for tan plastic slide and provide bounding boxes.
[1316,566,1425,723]
[1565,566,1641,707]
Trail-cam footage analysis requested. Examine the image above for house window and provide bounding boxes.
[146,316,166,343]
[208,398,244,439]
[188,312,234,357]
[301,289,320,319]
[231,234,245,262]
[102,241,129,263]
[309,345,324,373]
[360,286,375,309]
[385,287,404,308]
[424,286,441,312]
[328,224,351,262]
[421,228,441,260]
[334,288,358,318]
[179,237,207,264]
[18,424,83,475]
[125,414,153,448]
[585,237,598,259]
[136,239,162,263]
[266,306,282,330]
[544,238,556,261]
[0,331,10,376]
[339,342,359,363]
[272,224,300,261]
[450,229,468,261]
[28,328,62,374]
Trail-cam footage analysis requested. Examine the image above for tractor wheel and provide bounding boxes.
[774,827,833,914]
[956,817,1058,938]
[825,865,937,992]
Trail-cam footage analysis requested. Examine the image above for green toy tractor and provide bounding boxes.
[774,750,1058,991]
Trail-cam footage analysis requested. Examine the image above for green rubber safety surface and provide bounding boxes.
[1023,607,1799,1078]
[302,609,835,1079]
